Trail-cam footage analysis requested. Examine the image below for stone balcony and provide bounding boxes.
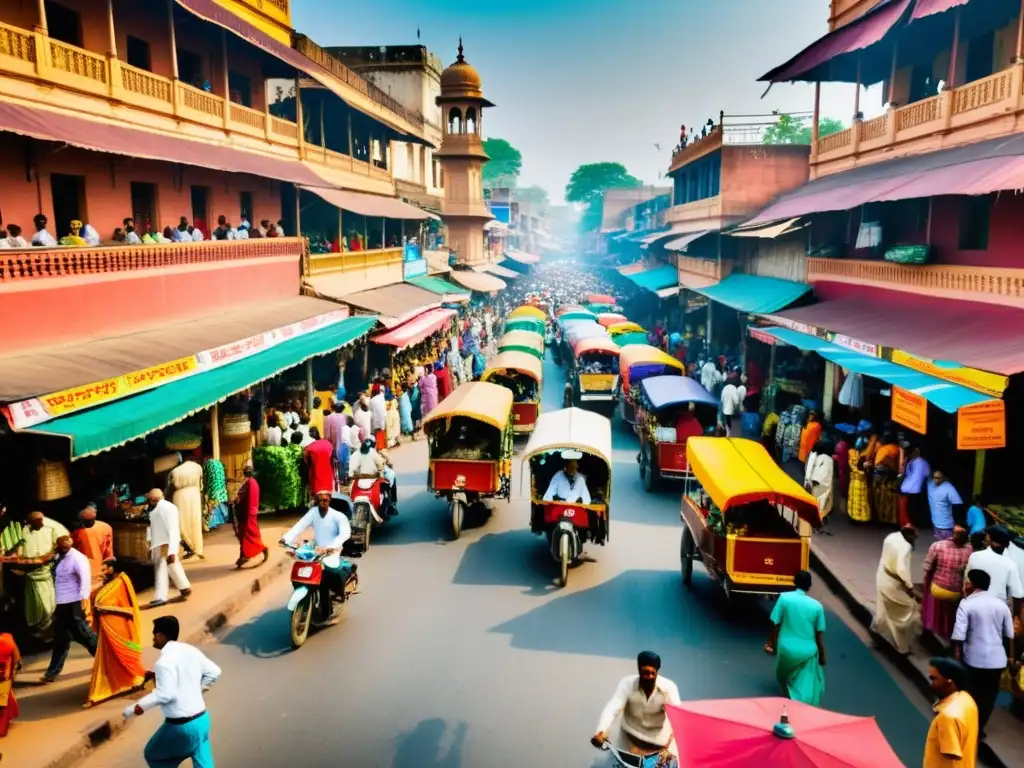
[812,64,1024,178]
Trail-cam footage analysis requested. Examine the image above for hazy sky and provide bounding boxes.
[294,0,883,203]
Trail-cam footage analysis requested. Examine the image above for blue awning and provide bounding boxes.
[627,265,679,293]
[761,327,991,413]
[695,274,811,314]
[640,375,717,410]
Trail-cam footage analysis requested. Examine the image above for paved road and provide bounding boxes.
[83,356,932,767]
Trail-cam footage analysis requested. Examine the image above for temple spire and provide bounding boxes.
[457,37,465,62]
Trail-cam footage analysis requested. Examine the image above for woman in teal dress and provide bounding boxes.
[203,459,231,530]
[765,570,826,705]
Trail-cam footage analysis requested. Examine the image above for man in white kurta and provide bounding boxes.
[146,490,192,607]
[803,448,835,520]
[871,526,919,654]
[543,458,591,504]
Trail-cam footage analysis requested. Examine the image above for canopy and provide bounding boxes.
[554,304,586,317]
[482,263,520,279]
[686,437,822,527]
[585,293,616,304]
[626,264,679,293]
[498,331,545,358]
[371,308,456,350]
[613,332,649,347]
[665,230,713,252]
[694,274,811,314]
[557,310,598,325]
[319,282,440,327]
[521,407,613,468]
[423,381,514,431]
[565,326,611,346]
[504,249,540,265]
[758,327,993,412]
[727,217,805,240]
[503,318,546,336]
[405,275,470,302]
[509,306,547,321]
[640,375,717,411]
[448,270,507,293]
[572,337,621,357]
[607,322,646,336]
[301,186,431,220]
[583,303,617,314]
[597,313,628,328]
[481,351,543,383]
[26,316,377,459]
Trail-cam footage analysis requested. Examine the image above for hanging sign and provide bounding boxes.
[891,350,1007,399]
[957,400,1006,450]
[891,386,927,434]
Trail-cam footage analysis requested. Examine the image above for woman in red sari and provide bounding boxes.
[234,461,268,568]
[0,632,20,737]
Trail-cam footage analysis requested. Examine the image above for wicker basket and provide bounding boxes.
[113,523,151,562]
[221,414,252,438]
[35,459,71,501]
[165,434,201,451]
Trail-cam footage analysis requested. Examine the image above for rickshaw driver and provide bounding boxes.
[350,439,397,514]
[543,450,591,504]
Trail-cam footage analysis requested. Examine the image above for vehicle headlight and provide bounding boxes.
[297,566,313,578]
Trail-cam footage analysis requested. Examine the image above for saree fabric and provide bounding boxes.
[87,573,145,705]
[770,589,826,705]
[0,633,20,736]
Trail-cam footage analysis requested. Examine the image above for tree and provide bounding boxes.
[482,138,522,185]
[762,115,844,145]
[515,185,549,205]
[564,162,642,231]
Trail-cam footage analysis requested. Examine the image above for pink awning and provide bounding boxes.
[0,102,324,186]
[302,186,431,219]
[759,0,912,83]
[371,308,456,350]
[911,0,970,19]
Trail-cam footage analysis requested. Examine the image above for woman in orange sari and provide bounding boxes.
[85,559,146,707]
[0,632,20,737]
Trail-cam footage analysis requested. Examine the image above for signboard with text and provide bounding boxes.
[891,387,927,434]
[957,400,1006,450]
[891,350,1007,399]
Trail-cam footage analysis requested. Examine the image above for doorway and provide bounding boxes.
[50,174,86,239]
[130,181,157,234]
[190,185,209,231]
[44,2,82,47]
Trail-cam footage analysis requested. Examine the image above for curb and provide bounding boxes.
[810,543,1009,768]
[36,556,290,768]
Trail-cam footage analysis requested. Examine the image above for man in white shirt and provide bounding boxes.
[700,360,722,394]
[543,452,591,504]
[146,489,192,607]
[369,389,387,438]
[5,224,28,248]
[592,651,680,758]
[125,615,221,768]
[353,400,372,443]
[281,491,353,624]
[967,525,1024,616]
[172,217,191,242]
[31,213,57,246]
[719,374,746,437]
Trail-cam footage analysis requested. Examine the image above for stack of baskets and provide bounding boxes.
[220,413,253,499]
[164,428,201,452]
[35,459,71,501]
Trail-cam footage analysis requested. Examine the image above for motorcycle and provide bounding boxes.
[282,541,358,648]
[600,742,677,768]
[347,471,398,554]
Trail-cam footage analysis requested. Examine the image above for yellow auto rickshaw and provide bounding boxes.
[481,351,543,435]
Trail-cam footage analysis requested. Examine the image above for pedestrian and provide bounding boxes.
[871,524,920,655]
[420,365,439,418]
[797,411,822,464]
[924,657,978,768]
[966,496,987,536]
[871,433,901,526]
[42,536,97,682]
[803,440,834,524]
[145,490,192,608]
[846,436,871,523]
[927,469,963,541]
[952,569,1014,736]
[72,504,114,594]
[386,398,401,448]
[719,373,746,437]
[16,510,69,635]
[125,615,221,768]
[169,458,205,559]
[0,631,20,737]
[303,427,336,497]
[765,570,826,705]
[370,385,387,450]
[86,558,146,706]
[899,445,930,529]
[967,525,1024,616]
[922,525,973,641]
[232,462,268,569]
[354,399,372,443]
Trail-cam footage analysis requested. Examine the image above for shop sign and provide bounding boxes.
[7,309,351,431]
[825,333,879,357]
[748,327,779,345]
[891,386,928,434]
[402,243,427,279]
[891,350,1007,399]
[765,316,817,338]
[957,400,1006,450]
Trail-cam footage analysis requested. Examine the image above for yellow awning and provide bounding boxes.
[482,351,544,382]
[424,381,514,430]
[509,305,547,321]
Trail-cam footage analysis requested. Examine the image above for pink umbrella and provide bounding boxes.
[667,698,903,768]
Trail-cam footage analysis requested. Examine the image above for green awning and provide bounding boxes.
[27,316,378,459]
[627,265,678,293]
[406,275,470,300]
[694,274,811,314]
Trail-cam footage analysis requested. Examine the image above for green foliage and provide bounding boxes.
[564,162,642,232]
[762,115,845,145]
[482,138,522,185]
[252,445,306,511]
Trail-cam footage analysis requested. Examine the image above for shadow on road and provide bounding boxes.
[218,607,294,658]
[451,529,560,595]
[391,718,467,768]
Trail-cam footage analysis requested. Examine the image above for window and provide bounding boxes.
[908,62,936,104]
[239,191,254,225]
[964,30,995,84]
[45,2,81,47]
[228,71,252,107]
[130,182,158,234]
[126,36,151,71]
[958,196,990,250]
[178,50,204,88]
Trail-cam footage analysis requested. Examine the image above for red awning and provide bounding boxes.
[372,308,456,350]
[302,186,430,220]
[759,0,912,83]
[911,0,970,19]
[773,284,1024,375]
[0,102,324,186]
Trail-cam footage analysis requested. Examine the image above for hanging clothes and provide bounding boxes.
[838,370,864,409]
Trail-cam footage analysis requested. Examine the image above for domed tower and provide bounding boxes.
[436,39,494,266]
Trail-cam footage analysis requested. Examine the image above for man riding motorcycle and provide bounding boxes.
[279,490,353,625]
[349,438,397,516]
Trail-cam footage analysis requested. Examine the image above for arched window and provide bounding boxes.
[448,107,462,135]
[465,107,477,134]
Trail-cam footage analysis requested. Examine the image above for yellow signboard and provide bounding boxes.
[891,350,1007,399]
[41,357,198,417]
[891,387,927,435]
[957,400,1006,450]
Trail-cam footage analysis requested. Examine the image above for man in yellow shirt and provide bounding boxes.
[923,657,978,768]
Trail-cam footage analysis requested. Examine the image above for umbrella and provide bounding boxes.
[667,698,903,768]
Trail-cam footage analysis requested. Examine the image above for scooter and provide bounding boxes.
[282,541,358,648]
[600,742,677,768]
[348,472,398,554]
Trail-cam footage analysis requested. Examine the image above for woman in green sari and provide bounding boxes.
[765,570,827,705]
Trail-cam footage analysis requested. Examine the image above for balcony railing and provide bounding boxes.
[677,254,731,281]
[306,247,403,276]
[813,63,1024,173]
[807,257,1024,308]
[238,0,290,23]
[0,238,305,284]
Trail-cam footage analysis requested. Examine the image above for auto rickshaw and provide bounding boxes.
[607,321,646,337]
[498,330,545,359]
[508,305,547,322]
[617,345,685,428]
[558,309,597,324]
[570,337,621,406]
[425,382,515,539]
[481,351,543,435]
[560,321,606,370]
[523,407,612,587]
[585,293,616,305]
[596,312,628,328]
[680,437,821,603]
[613,331,649,347]
[504,317,546,336]
[635,375,717,491]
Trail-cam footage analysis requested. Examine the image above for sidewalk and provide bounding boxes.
[1,515,298,768]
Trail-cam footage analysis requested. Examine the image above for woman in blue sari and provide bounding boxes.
[398,386,413,436]
[765,570,826,705]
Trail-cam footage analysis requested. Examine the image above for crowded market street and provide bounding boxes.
[74,346,934,768]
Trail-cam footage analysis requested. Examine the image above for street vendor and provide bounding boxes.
[543,451,591,505]
[10,511,70,635]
